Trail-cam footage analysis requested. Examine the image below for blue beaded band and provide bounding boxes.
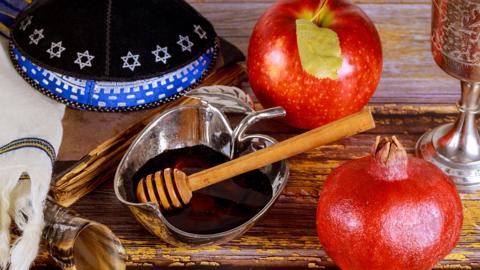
[0,137,56,165]
[10,42,217,112]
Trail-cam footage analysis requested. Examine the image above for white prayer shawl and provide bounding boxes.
[0,37,65,269]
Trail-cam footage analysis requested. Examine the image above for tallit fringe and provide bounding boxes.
[1,168,50,270]
[0,171,21,270]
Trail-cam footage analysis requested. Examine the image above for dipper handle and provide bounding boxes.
[136,109,375,210]
[187,109,375,191]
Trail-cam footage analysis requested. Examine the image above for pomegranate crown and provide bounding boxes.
[369,136,408,181]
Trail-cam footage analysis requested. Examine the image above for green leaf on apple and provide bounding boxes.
[296,19,342,80]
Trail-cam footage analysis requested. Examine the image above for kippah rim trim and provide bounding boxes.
[8,38,219,112]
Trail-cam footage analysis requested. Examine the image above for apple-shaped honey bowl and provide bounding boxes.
[114,101,288,247]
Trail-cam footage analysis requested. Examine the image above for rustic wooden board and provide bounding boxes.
[186,0,460,104]
[33,104,480,269]
[37,0,477,268]
[57,0,462,161]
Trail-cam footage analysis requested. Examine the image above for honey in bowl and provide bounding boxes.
[132,145,273,234]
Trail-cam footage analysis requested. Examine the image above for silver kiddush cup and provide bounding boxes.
[416,0,480,187]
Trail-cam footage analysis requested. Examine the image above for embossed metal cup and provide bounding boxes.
[114,102,288,247]
[416,0,480,187]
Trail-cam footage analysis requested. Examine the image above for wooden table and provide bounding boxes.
[33,0,480,269]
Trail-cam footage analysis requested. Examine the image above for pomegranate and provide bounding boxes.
[316,136,463,270]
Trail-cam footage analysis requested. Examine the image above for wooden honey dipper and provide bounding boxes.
[136,110,375,210]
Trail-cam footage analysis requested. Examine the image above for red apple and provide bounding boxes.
[248,0,382,129]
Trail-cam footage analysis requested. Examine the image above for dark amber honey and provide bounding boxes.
[132,145,273,234]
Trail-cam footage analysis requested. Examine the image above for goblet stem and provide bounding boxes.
[416,81,480,187]
[436,81,480,162]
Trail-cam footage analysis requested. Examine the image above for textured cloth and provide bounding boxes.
[0,0,28,37]
[0,35,65,270]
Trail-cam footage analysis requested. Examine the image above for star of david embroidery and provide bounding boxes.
[121,51,141,71]
[193,25,207,39]
[177,35,194,52]
[74,50,95,69]
[20,16,32,31]
[46,41,65,59]
[151,45,171,64]
[29,29,44,45]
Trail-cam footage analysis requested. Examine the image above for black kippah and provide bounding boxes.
[9,0,219,111]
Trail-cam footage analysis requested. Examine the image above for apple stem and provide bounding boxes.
[311,0,328,26]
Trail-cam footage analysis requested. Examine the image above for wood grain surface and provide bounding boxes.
[32,104,480,269]
[187,0,460,104]
[58,0,462,161]
[37,0,479,269]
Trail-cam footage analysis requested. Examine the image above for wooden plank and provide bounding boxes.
[58,1,461,160]
[34,1,474,268]
[33,105,480,269]
[60,1,460,159]
[187,1,460,104]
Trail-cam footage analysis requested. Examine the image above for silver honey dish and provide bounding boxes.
[114,87,289,247]
[416,0,480,188]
